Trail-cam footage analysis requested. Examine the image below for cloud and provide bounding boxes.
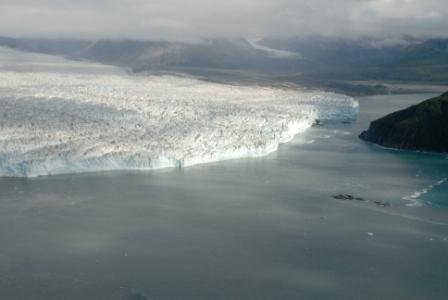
[1,0,447,40]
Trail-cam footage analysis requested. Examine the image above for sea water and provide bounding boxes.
[0,94,447,299]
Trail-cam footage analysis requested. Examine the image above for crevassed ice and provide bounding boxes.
[0,49,358,177]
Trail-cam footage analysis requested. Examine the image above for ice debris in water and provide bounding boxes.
[0,49,358,177]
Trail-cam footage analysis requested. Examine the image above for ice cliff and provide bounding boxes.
[0,48,358,177]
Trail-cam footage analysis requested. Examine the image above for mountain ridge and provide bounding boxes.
[0,36,447,83]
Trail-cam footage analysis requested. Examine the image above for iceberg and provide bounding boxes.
[0,48,358,177]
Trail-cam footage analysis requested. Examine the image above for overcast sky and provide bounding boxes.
[1,0,448,40]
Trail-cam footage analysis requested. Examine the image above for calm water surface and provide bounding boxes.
[0,94,447,300]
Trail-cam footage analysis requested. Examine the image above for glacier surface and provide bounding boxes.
[0,47,358,177]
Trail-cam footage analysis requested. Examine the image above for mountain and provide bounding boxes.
[398,39,448,66]
[0,37,300,71]
[260,36,448,82]
[385,39,448,81]
[126,38,299,71]
[0,36,90,57]
[0,36,447,84]
[260,36,407,69]
[359,92,448,153]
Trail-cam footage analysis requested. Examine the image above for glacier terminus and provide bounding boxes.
[0,48,358,177]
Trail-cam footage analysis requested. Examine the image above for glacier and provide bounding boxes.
[0,47,358,177]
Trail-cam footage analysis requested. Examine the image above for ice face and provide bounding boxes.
[0,48,358,177]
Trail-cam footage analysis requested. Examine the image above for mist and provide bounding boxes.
[1,0,448,41]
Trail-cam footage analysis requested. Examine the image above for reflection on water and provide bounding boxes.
[0,94,447,300]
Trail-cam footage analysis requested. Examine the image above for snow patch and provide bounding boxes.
[249,39,303,59]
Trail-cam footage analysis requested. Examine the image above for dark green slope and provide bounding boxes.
[359,92,448,153]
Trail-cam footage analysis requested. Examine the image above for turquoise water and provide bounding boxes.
[0,94,447,300]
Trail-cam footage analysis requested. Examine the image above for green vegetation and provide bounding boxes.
[360,92,448,153]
